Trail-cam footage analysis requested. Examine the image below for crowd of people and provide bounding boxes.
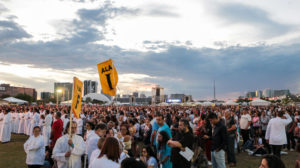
[0,104,299,168]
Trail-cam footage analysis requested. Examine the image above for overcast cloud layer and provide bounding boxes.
[0,0,300,100]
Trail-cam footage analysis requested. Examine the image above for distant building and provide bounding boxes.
[274,89,290,97]
[140,94,146,98]
[152,85,164,104]
[84,80,98,96]
[41,92,52,100]
[170,94,185,102]
[114,97,152,105]
[122,94,131,98]
[133,92,139,98]
[246,92,256,98]
[0,84,37,100]
[54,82,73,101]
[263,89,274,97]
[256,90,263,97]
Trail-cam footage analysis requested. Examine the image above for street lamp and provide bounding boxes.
[56,89,62,106]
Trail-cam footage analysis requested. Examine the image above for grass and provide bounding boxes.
[0,134,298,168]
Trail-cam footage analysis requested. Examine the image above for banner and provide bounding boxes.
[71,77,83,119]
[97,59,118,96]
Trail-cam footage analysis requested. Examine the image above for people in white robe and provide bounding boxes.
[74,117,83,135]
[11,110,16,133]
[39,114,45,134]
[52,121,85,168]
[29,110,40,136]
[26,111,33,136]
[0,109,12,143]
[89,137,120,168]
[86,123,106,161]
[24,126,45,168]
[0,110,4,136]
[18,111,25,134]
[43,110,52,147]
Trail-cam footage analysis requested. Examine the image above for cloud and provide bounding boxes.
[0,3,32,43]
[206,2,292,37]
[144,4,180,18]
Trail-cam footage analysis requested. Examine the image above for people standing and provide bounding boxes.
[225,111,237,167]
[43,110,52,148]
[168,119,194,168]
[52,121,85,168]
[208,113,227,168]
[89,137,120,168]
[50,112,63,149]
[240,109,251,146]
[24,126,45,168]
[265,110,292,158]
[0,109,12,143]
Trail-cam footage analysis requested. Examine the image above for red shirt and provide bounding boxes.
[50,119,63,148]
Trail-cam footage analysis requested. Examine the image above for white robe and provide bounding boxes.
[0,112,4,136]
[43,114,53,146]
[18,113,25,134]
[14,113,20,133]
[24,135,45,165]
[26,112,33,135]
[29,113,40,136]
[89,149,100,165]
[11,112,15,133]
[0,113,12,142]
[52,134,85,168]
[75,118,83,135]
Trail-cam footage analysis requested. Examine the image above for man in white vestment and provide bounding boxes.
[43,110,53,148]
[0,110,4,136]
[29,109,40,136]
[0,109,12,143]
[52,121,85,168]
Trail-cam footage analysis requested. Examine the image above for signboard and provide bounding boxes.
[167,99,182,103]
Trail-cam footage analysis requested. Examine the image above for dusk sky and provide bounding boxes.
[0,0,300,100]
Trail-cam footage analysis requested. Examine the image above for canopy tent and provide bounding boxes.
[0,99,9,105]
[202,101,213,106]
[82,93,111,102]
[223,100,239,106]
[159,102,169,106]
[194,102,203,105]
[241,102,248,106]
[61,100,72,105]
[3,97,28,104]
[250,99,271,106]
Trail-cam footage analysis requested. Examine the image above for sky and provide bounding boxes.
[0,0,300,100]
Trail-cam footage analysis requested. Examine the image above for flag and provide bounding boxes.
[71,77,83,119]
[97,59,118,96]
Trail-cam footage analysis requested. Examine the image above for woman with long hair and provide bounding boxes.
[140,145,158,168]
[156,131,172,168]
[259,154,285,168]
[89,137,120,168]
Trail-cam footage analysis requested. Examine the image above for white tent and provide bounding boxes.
[202,101,213,106]
[3,97,28,104]
[159,102,169,106]
[224,100,239,106]
[0,99,9,105]
[61,100,72,105]
[194,102,203,105]
[250,99,271,106]
[83,93,111,102]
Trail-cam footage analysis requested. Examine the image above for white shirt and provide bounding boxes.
[240,114,251,129]
[89,155,120,168]
[24,135,45,165]
[86,133,100,160]
[265,113,292,145]
[89,149,100,165]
